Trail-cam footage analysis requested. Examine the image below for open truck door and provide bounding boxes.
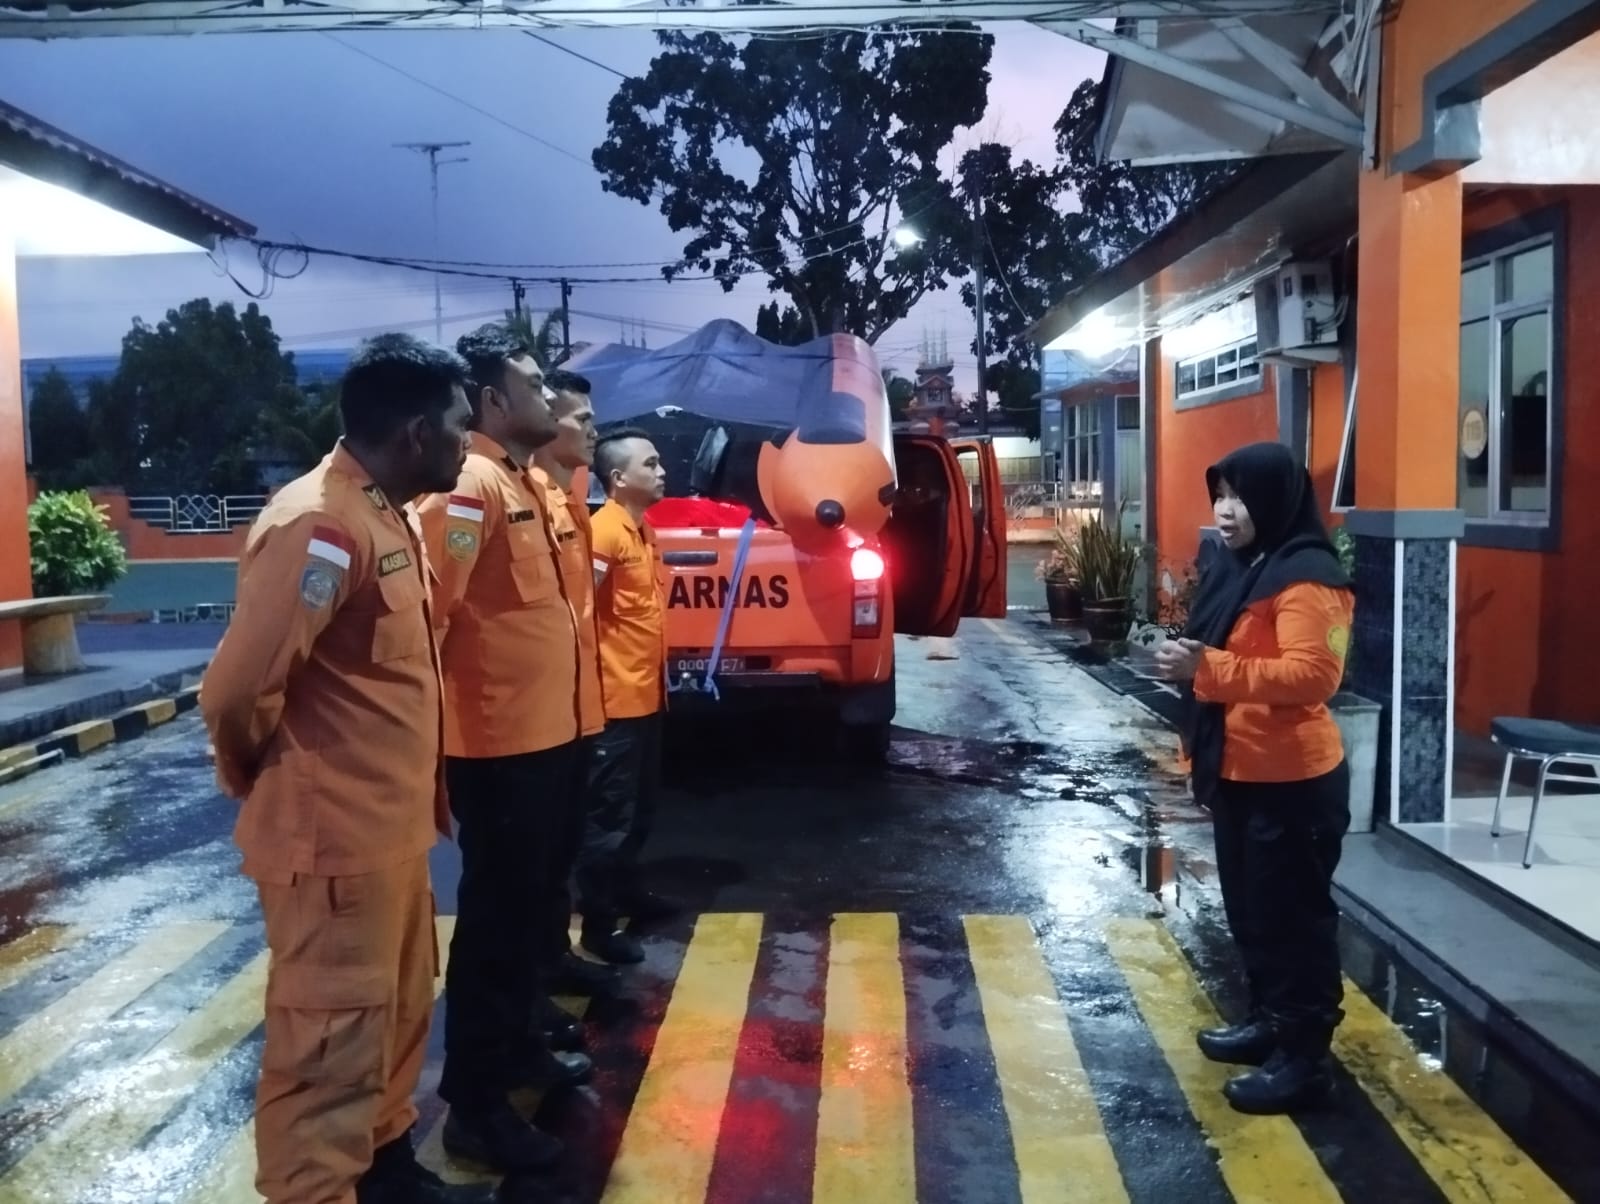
[949,437,1008,618]
[885,433,1007,637]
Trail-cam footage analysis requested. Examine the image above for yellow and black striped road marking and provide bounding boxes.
[0,687,199,787]
[0,912,1580,1204]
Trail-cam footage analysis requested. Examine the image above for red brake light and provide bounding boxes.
[851,548,886,582]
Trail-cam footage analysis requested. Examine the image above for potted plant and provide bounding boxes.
[1327,525,1381,833]
[1076,508,1143,643]
[1038,522,1084,623]
[28,490,128,598]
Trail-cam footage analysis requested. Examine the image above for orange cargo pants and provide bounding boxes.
[250,852,438,1204]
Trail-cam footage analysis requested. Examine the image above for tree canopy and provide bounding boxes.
[593,29,992,345]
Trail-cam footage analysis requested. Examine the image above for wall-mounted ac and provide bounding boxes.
[1253,261,1341,365]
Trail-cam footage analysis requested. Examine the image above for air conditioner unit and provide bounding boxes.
[1253,261,1340,363]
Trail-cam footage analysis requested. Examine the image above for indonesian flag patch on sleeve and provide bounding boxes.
[307,525,355,570]
[301,524,355,608]
[446,495,486,523]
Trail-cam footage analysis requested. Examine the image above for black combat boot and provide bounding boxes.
[548,950,622,996]
[1222,1018,1336,1115]
[1196,1016,1278,1066]
[581,925,645,966]
[357,1130,498,1203]
[442,1101,565,1172]
[534,994,586,1052]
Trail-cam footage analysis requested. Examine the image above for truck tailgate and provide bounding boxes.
[656,526,853,653]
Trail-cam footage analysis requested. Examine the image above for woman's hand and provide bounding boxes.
[1153,637,1207,682]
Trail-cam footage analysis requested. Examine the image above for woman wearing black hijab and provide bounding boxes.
[1153,441,1355,1115]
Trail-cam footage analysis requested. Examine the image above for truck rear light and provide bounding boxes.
[851,548,885,582]
[852,595,881,638]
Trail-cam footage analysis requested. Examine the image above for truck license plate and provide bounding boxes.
[672,655,745,675]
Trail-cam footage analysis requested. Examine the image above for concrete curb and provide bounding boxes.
[0,684,201,787]
[0,661,210,749]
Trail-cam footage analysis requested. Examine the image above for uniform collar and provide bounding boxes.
[469,430,520,471]
[328,440,416,529]
[603,497,652,539]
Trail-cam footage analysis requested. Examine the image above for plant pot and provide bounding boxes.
[1330,691,1381,833]
[1044,579,1083,623]
[1082,597,1131,643]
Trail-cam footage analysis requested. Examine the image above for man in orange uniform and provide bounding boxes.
[578,429,673,965]
[200,334,491,1204]
[418,324,594,1174]
[527,369,616,1016]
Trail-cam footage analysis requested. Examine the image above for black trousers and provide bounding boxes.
[575,712,663,932]
[1212,762,1351,1055]
[439,741,581,1107]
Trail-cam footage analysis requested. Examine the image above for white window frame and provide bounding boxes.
[1063,401,1103,503]
[1458,233,1555,528]
[1331,364,1357,513]
[1174,336,1262,403]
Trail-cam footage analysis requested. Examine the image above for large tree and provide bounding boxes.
[26,368,93,489]
[1055,78,1239,267]
[106,298,302,494]
[593,30,992,344]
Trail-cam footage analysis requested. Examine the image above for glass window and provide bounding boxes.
[1176,363,1196,395]
[1175,337,1261,402]
[1458,236,1555,527]
[1115,396,1141,430]
[1461,263,1492,316]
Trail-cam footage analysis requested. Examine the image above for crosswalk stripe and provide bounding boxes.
[601,913,764,1202]
[812,912,916,1204]
[964,915,1131,1204]
[182,916,458,1204]
[0,950,270,1202]
[1104,918,1343,1204]
[0,924,78,996]
[0,922,225,1108]
[1334,977,1573,1203]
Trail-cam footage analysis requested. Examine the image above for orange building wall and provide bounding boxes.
[1308,361,1347,519]
[1453,186,1600,733]
[1388,0,1545,152]
[1151,342,1278,572]
[0,231,29,673]
[88,491,249,562]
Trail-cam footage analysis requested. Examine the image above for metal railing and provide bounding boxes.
[127,494,267,532]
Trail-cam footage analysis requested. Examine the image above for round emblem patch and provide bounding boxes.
[1327,624,1351,658]
[299,565,338,609]
[446,527,478,560]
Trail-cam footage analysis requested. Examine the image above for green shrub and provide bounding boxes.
[28,490,128,598]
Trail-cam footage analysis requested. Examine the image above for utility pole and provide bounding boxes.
[559,278,573,362]
[511,279,526,320]
[972,188,989,436]
[395,140,470,344]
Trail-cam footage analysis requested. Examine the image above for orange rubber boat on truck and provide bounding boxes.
[568,319,1005,762]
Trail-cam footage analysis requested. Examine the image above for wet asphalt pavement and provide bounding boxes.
[0,616,1595,1203]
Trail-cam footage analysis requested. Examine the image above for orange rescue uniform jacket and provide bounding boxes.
[590,498,668,719]
[419,432,581,758]
[201,442,450,879]
[1193,580,1355,783]
[543,472,606,738]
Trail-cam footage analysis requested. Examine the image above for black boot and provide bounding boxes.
[1196,1017,1278,1066]
[358,1131,498,1202]
[581,925,645,966]
[623,889,682,923]
[535,994,586,1052]
[510,1045,595,1091]
[548,950,622,996]
[442,1101,565,1172]
[1223,1048,1335,1115]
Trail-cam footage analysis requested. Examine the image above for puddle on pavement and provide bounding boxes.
[1337,921,1600,1200]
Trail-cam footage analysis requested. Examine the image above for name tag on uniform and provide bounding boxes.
[378,548,413,576]
[507,509,537,524]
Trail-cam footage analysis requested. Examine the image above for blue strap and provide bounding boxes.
[701,516,757,702]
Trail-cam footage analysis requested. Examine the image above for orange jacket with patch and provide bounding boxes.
[543,473,606,738]
[418,433,581,758]
[1193,580,1354,783]
[200,442,450,879]
[590,498,667,720]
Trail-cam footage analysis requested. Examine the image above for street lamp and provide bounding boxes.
[891,224,923,249]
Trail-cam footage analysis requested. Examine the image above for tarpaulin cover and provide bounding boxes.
[567,318,865,429]
[645,497,768,529]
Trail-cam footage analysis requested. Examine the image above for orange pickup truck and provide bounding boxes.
[570,320,1005,762]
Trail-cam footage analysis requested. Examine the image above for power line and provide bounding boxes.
[322,33,596,171]
[521,31,631,79]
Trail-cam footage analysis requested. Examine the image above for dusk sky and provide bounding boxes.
[1,25,1101,391]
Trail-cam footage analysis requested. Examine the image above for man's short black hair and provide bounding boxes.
[545,369,591,396]
[339,333,470,445]
[455,323,531,404]
[594,426,650,494]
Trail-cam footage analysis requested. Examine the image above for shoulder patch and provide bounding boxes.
[446,526,478,561]
[1326,624,1351,658]
[362,484,389,511]
[300,564,339,609]
[378,548,412,577]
